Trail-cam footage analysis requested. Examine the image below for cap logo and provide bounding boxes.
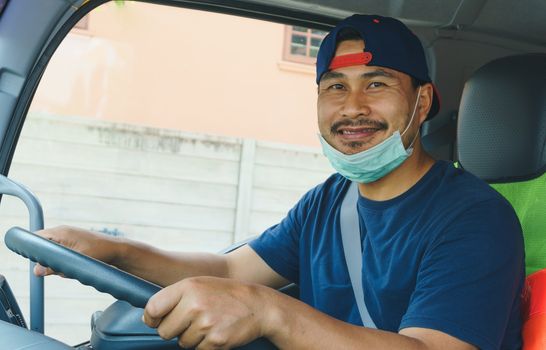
[329,52,373,70]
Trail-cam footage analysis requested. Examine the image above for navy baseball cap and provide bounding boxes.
[316,14,440,119]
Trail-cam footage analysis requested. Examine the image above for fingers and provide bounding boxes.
[143,278,263,349]
[144,281,207,348]
[178,327,205,349]
[33,263,54,277]
[32,228,68,277]
[35,229,53,239]
[155,296,194,340]
[195,329,241,350]
[35,226,66,242]
[143,282,185,329]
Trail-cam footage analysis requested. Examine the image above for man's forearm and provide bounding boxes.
[110,238,230,287]
[98,235,285,289]
[262,287,475,350]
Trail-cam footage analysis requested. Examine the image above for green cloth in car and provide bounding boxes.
[490,173,546,276]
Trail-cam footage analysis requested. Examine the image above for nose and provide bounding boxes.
[340,89,370,119]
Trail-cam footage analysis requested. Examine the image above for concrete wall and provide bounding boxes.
[0,112,333,344]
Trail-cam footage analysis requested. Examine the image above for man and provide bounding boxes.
[36,14,524,350]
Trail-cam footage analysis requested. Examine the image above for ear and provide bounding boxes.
[416,83,434,125]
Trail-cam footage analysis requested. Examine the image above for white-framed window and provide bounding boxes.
[283,25,327,64]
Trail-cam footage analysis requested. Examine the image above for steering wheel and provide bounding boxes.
[4,226,277,349]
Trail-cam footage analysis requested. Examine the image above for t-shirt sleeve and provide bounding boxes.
[399,198,525,350]
[248,187,315,283]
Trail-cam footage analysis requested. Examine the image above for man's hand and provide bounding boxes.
[33,225,122,277]
[143,276,274,349]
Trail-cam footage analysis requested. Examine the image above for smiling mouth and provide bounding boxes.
[330,118,388,145]
[337,127,382,140]
[340,127,379,135]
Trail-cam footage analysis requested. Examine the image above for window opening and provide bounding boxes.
[283,25,327,64]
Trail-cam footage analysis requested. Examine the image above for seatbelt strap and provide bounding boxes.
[340,181,377,329]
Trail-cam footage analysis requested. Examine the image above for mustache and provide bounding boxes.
[330,118,388,134]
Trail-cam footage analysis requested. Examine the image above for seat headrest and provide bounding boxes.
[457,54,546,182]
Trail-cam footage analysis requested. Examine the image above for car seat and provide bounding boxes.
[457,53,546,349]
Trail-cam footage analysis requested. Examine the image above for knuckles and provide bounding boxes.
[156,325,174,340]
[185,300,208,318]
[144,300,161,320]
[177,336,191,348]
[195,331,230,350]
[37,225,72,241]
[205,331,230,348]
[180,276,207,290]
[49,225,71,236]
[144,296,161,319]
[195,313,217,332]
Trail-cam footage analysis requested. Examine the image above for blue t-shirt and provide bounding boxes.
[249,160,524,350]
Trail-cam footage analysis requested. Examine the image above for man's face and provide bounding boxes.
[317,39,424,155]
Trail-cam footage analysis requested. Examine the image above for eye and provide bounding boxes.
[328,83,345,90]
[368,81,386,89]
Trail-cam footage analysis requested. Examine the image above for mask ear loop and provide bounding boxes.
[401,86,421,149]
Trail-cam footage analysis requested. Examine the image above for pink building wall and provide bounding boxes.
[30,2,322,147]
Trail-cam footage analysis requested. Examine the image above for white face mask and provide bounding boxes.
[319,86,421,183]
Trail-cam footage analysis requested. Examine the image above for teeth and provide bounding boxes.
[342,129,374,135]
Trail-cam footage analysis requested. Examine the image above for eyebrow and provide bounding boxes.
[361,69,395,79]
[320,68,396,83]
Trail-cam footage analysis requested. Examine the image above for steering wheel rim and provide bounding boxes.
[4,226,278,350]
[4,226,161,308]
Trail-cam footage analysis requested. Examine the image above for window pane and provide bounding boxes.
[311,29,327,36]
[311,37,322,48]
[291,34,307,45]
[290,44,307,56]
[290,33,308,56]
[292,25,307,33]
